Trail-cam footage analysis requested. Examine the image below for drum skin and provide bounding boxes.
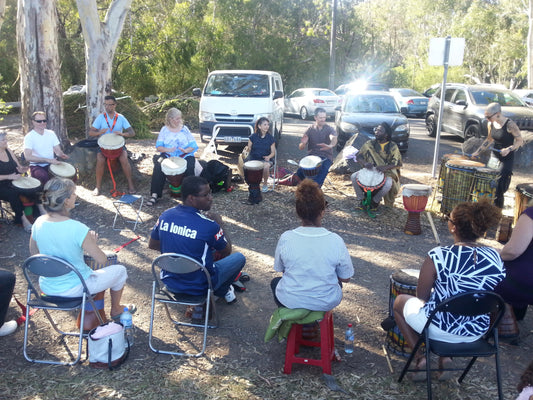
[161,157,187,198]
[11,176,42,196]
[98,134,125,160]
[243,160,264,185]
[356,167,385,192]
[299,155,322,178]
[49,162,77,179]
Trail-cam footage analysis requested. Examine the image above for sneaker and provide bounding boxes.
[224,285,237,304]
[261,184,270,193]
[0,320,17,337]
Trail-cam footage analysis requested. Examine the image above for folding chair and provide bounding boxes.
[398,290,506,400]
[22,254,104,365]
[148,253,218,357]
[112,194,143,231]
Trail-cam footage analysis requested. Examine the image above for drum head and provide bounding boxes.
[446,159,484,170]
[12,176,41,190]
[402,184,432,197]
[391,268,420,286]
[50,162,76,178]
[243,160,264,170]
[97,133,125,150]
[356,167,385,189]
[161,156,187,175]
[299,155,322,169]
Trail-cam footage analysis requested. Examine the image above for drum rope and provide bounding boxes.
[107,158,124,198]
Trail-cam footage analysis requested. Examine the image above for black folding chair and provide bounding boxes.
[149,253,218,357]
[398,290,505,400]
[22,254,104,365]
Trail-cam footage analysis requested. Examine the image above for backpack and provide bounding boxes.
[200,160,231,192]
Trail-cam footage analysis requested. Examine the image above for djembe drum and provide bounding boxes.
[438,154,468,192]
[441,159,484,214]
[299,155,323,178]
[514,183,533,226]
[76,251,118,332]
[49,161,77,182]
[402,184,432,235]
[386,269,420,357]
[12,176,42,219]
[471,166,498,203]
[98,134,124,161]
[355,167,385,211]
[161,157,187,198]
[244,160,264,204]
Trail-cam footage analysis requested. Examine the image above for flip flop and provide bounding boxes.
[146,196,158,206]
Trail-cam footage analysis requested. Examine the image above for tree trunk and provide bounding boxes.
[0,0,7,33]
[529,0,533,88]
[16,0,68,148]
[75,0,132,136]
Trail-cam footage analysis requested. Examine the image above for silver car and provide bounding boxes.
[390,88,429,117]
[284,88,340,120]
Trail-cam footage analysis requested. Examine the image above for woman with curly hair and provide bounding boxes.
[270,179,353,311]
[393,199,505,380]
[517,360,533,400]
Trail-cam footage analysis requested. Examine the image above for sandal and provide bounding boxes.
[111,304,137,321]
[146,195,158,206]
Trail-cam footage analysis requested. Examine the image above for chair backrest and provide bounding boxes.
[428,290,506,335]
[22,254,91,298]
[151,253,214,290]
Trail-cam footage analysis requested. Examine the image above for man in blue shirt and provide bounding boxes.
[149,176,246,304]
[89,95,136,195]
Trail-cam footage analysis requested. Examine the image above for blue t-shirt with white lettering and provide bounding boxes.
[150,205,227,294]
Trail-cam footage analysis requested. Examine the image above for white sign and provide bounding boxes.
[428,37,465,66]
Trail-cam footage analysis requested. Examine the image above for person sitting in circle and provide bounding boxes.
[146,108,198,206]
[392,200,505,381]
[244,117,276,193]
[29,178,133,321]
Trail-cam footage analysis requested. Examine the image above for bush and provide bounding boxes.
[63,92,151,140]
[142,97,199,131]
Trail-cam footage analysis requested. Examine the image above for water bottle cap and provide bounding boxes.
[124,306,128,312]
[348,323,353,327]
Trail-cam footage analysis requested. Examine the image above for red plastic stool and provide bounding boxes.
[283,310,335,374]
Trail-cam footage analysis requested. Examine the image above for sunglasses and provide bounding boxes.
[485,112,498,120]
[444,215,455,225]
[34,119,47,123]
[104,103,116,106]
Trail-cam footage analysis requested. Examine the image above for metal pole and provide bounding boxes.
[431,36,451,178]
[328,0,337,90]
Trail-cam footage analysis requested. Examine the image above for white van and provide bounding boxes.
[192,70,284,147]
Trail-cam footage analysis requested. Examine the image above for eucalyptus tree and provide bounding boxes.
[16,0,67,144]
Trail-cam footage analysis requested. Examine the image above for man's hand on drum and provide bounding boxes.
[58,153,69,160]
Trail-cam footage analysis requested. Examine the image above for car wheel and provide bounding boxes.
[464,123,481,139]
[426,114,437,137]
[300,107,308,120]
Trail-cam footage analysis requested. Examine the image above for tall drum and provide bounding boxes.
[471,167,498,203]
[161,157,187,198]
[438,154,469,192]
[402,184,432,235]
[441,159,484,214]
[299,156,323,178]
[243,160,264,204]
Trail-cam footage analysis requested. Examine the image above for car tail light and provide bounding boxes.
[313,99,325,104]
[407,100,414,105]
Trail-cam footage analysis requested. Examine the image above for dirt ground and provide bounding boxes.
[1,113,532,400]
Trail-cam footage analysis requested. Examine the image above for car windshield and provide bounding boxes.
[345,94,399,113]
[204,74,270,97]
[470,89,525,107]
[313,89,336,97]
[396,89,422,97]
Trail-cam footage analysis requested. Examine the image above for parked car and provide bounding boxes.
[335,81,388,97]
[425,83,533,139]
[335,91,410,152]
[513,89,533,107]
[389,88,428,117]
[283,88,340,120]
[422,83,440,98]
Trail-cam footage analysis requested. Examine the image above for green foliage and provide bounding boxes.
[0,1,21,101]
[142,97,199,131]
[63,92,151,140]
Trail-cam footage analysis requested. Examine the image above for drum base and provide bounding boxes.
[76,291,106,332]
[169,184,182,198]
[248,185,262,204]
[404,212,422,235]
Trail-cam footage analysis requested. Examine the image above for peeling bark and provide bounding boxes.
[16,0,68,148]
[76,0,132,136]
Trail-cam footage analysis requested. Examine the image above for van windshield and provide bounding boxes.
[204,74,270,97]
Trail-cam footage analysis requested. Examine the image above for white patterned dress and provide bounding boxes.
[423,245,505,337]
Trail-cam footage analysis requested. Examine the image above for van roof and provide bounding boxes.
[208,70,280,76]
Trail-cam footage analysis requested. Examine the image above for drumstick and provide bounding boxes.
[382,345,394,373]
[113,235,141,253]
[426,211,440,245]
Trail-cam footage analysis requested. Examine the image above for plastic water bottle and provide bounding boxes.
[119,307,134,347]
[344,323,354,354]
